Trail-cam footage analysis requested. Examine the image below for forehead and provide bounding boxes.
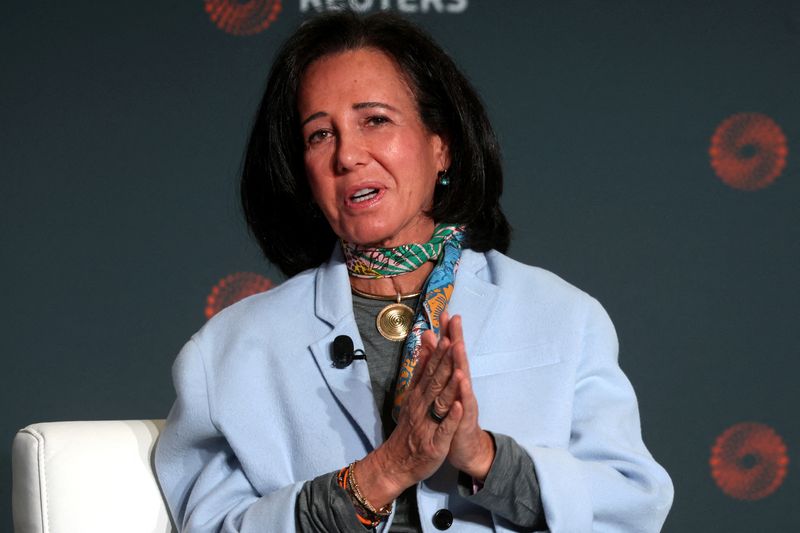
[298,48,416,112]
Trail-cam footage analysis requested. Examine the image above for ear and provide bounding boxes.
[432,133,451,173]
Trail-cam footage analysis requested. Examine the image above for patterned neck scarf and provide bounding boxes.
[341,223,466,421]
[342,224,462,278]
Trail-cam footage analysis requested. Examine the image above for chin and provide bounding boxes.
[343,231,394,247]
[337,226,394,247]
[334,218,387,245]
[337,216,434,248]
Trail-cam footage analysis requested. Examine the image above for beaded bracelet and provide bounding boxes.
[349,461,393,518]
[337,462,392,528]
[337,464,381,528]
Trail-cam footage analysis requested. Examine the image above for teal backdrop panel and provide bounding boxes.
[2,1,798,530]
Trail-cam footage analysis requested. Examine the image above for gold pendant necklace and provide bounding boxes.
[351,287,421,341]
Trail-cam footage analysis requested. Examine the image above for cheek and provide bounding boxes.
[306,180,340,220]
[374,137,402,164]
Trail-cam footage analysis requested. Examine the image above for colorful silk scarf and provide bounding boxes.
[342,224,462,278]
[341,223,466,421]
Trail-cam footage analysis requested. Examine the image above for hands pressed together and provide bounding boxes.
[358,313,495,509]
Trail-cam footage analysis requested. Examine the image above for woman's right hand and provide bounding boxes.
[356,328,465,508]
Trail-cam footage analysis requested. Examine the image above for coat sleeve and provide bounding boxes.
[522,298,674,533]
[154,338,368,533]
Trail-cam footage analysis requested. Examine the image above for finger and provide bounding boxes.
[421,336,454,400]
[420,329,438,355]
[416,330,450,387]
[446,314,465,347]
[405,335,452,422]
[450,338,472,382]
[413,315,454,392]
[408,342,432,390]
[424,330,449,377]
[457,372,479,425]
[432,367,463,416]
[438,311,450,340]
[433,400,464,447]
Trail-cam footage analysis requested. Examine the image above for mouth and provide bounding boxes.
[344,184,386,209]
[350,188,380,204]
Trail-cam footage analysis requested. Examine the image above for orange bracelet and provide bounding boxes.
[349,461,393,518]
[337,462,391,528]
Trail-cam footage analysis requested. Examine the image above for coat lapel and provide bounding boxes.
[447,250,500,356]
[308,248,383,449]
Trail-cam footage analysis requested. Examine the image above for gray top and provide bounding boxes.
[296,294,545,531]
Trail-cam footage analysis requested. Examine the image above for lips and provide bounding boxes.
[351,188,379,203]
[344,183,385,209]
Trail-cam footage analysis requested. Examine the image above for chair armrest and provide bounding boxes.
[12,420,174,533]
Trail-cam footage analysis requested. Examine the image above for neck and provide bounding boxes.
[349,261,435,297]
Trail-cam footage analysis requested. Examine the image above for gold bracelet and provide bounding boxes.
[348,461,393,518]
[338,464,381,528]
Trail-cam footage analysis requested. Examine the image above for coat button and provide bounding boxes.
[432,508,453,530]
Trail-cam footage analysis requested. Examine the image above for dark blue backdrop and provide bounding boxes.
[2,1,798,530]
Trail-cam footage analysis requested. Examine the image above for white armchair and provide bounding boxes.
[11,420,175,533]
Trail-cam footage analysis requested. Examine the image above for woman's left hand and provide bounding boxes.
[421,313,496,481]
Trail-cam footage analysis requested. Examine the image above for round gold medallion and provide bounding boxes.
[376,302,414,341]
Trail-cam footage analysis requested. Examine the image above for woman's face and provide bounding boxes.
[298,48,449,247]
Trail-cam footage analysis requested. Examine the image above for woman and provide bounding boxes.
[155,11,673,533]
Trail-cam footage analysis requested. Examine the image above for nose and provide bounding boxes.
[334,128,369,174]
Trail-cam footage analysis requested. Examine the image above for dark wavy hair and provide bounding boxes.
[241,10,510,277]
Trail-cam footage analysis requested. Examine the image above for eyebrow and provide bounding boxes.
[353,101,399,113]
[300,101,401,128]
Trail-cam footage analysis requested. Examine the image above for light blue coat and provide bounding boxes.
[155,249,673,532]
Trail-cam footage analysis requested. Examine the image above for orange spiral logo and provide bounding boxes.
[709,113,788,191]
[205,272,274,319]
[204,0,282,36]
[710,422,789,500]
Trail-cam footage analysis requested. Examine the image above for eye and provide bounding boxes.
[365,114,391,127]
[307,129,333,145]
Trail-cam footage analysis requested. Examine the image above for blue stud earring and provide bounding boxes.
[437,170,450,186]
